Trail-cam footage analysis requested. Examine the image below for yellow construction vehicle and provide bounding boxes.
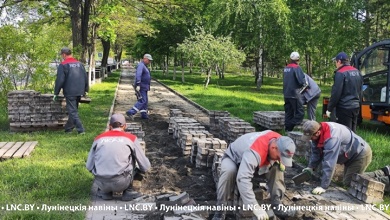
[352,39,390,124]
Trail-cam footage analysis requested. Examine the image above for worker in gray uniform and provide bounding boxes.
[301,120,372,195]
[301,73,321,121]
[213,131,297,220]
[86,113,151,201]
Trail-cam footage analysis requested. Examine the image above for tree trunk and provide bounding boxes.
[255,47,263,90]
[88,23,97,86]
[101,38,110,78]
[173,48,177,80]
[305,53,312,76]
[69,0,82,56]
[181,53,185,83]
[80,0,90,63]
[166,53,169,76]
[204,67,211,88]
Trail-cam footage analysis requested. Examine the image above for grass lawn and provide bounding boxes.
[152,70,390,213]
[0,72,120,219]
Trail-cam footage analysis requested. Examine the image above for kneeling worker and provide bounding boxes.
[301,120,372,195]
[86,113,151,200]
[213,130,297,220]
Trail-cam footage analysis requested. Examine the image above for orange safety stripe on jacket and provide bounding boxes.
[250,131,281,167]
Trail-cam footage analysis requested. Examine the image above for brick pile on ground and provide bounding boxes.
[192,137,227,168]
[169,109,213,155]
[287,131,311,161]
[8,90,68,132]
[125,122,145,153]
[179,130,213,155]
[211,149,225,187]
[253,111,285,130]
[209,110,230,135]
[349,173,385,204]
[218,117,255,144]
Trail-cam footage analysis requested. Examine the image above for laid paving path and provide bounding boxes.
[86,69,390,220]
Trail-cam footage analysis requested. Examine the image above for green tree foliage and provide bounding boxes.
[178,27,245,87]
[0,23,67,105]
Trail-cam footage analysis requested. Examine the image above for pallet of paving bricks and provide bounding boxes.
[209,110,230,130]
[179,130,213,156]
[0,141,38,160]
[253,111,285,130]
[174,124,205,140]
[287,131,311,159]
[125,122,145,141]
[168,117,198,135]
[195,138,227,168]
[169,109,184,117]
[348,173,385,204]
[218,117,246,141]
[8,90,68,132]
[225,119,256,144]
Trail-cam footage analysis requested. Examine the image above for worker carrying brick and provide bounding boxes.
[301,120,372,195]
[212,131,297,220]
[86,113,151,201]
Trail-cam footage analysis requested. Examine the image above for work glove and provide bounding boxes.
[275,161,285,172]
[253,208,269,220]
[326,110,331,118]
[302,167,313,175]
[53,95,58,102]
[312,186,326,195]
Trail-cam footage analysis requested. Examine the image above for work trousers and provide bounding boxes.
[216,157,285,206]
[127,90,148,118]
[343,146,372,186]
[335,107,360,133]
[284,97,304,131]
[306,93,320,121]
[95,172,133,193]
[64,96,84,133]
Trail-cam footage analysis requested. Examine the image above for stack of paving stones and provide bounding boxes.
[8,90,67,132]
[179,130,213,155]
[253,111,285,130]
[218,117,255,144]
[211,149,226,187]
[170,108,184,117]
[125,122,145,153]
[209,110,230,135]
[168,109,185,134]
[191,137,227,168]
[287,131,311,161]
[348,173,385,204]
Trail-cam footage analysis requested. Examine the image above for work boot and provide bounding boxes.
[272,204,297,218]
[122,189,142,201]
[141,112,148,120]
[211,211,226,220]
[126,111,134,120]
[100,191,113,200]
[381,165,390,176]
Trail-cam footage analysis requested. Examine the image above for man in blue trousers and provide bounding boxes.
[126,54,153,119]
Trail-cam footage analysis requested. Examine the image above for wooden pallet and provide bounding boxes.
[0,141,38,160]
